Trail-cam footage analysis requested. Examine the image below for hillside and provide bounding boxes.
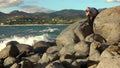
[0,8,105,25]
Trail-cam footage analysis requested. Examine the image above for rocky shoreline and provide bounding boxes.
[0,6,120,68]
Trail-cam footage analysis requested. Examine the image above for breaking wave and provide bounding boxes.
[0,34,51,51]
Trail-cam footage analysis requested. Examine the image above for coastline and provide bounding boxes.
[0,24,70,26]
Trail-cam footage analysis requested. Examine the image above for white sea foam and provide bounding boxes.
[0,34,50,51]
[39,27,59,33]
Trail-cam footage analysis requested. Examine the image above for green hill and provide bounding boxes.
[0,8,105,25]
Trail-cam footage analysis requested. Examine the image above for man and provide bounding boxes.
[85,7,99,28]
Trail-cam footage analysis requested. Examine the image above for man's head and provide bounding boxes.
[85,7,99,17]
[85,7,91,16]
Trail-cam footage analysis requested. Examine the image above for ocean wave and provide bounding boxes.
[39,27,59,33]
[0,34,51,51]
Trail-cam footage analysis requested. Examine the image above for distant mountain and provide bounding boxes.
[0,12,7,18]
[0,8,106,25]
[8,10,33,17]
[49,9,86,19]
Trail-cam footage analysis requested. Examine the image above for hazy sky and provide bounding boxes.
[0,0,119,13]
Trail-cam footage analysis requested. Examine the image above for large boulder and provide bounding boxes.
[0,44,19,59]
[94,6,120,44]
[100,45,120,60]
[96,57,120,68]
[56,19,93,48]
[16,44,34,56]
[33,41,50,54]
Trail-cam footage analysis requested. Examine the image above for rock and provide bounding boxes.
[94,6,120,44]
[75,59,88,68]
[85,34,94,43]
[74,20,93,41]
[45,60,65,68]
[33,63,45,68]
[6,41,19,46]
[60,54,75,61]
[4,57,16,67]
[100,45,120,60]
[89,41,101,61]
[61,59,73,68]
[20,60,33,68]
[88,64,97,68]
[61,59,87,68]
[56,19,93,48]
[33,41,50,54]
[0,44,19,59]
[10,63,20,68]
[38,53,59,64]
[0,59,4,68]
[59,44,75,55]
[74,41,89,58]
[16,44,34,56]
[22,54,40,63]
[46,46,60,55]
[96,57,120,68]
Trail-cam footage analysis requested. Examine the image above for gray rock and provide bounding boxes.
[38,53,59,64]
[94,6,120,44]
[100,45,120,60]
[56,19,93,48]
[60,54,75,61]
[46,46,59,54]
[10,63,20,68]
[75,59,88,68]
[89,41,101,61]
[45,60,65,68]
[17,44,34,56]
[4,57,16,67]
[33,63,45,68]
[59,44,75,55]
[6,41,19,46]
[85,34,94,43]
[74,41,89,58]
[0,44,19,59]
[33,41,49,54]
[61,59,73,68]
[96,57,120,68]
[20,60,33,68]
[22,54,40,63]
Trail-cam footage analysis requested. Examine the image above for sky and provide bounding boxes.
[0,0,119,13]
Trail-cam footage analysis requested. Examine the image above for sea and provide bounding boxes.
[0,24,69,51]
